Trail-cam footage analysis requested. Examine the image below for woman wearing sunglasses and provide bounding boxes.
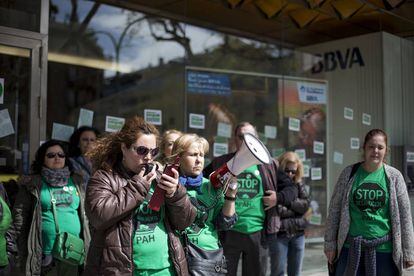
[8,139,90,275]
[268,151,309,276]
[170,133,237,275]
[69,126,100,189]
[85,116,196,276]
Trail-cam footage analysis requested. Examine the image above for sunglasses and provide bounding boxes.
[46,152,66,159]
[285,169,296,175]
[132,146,159,157]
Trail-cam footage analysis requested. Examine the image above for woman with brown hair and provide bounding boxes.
[85,116,196,275]
[325,129,414,275]
[268,151,309,276]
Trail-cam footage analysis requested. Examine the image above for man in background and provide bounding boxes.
[204,122,297,276]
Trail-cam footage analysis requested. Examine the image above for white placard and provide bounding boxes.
[0,109,14,138]
[189,113,205,129]
[213,143,228,157]
[311,167,322,180]
[105,116,125,132]
[350,137,360,149]
[52,123,74,142]
[0,78,4,104]
[344,107,354,120]
[362,113,371,126]
[313,141,324,155]
[310,212,322,225]
[78,108,94,127]
[303,164,310,178]
[295,149,306,161]
[217,122,232,138]
[264,125,277,139]
[144,109,162,125]
[333,151,344,164]
[407,152,414,163]
[297,82,327,104]
[288,117,300,132]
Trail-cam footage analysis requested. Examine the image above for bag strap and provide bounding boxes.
[47,185,60,234]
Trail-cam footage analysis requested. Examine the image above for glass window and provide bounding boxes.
[0,0,41,32]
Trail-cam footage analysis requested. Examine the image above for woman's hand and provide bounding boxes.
[132,165,157,193]
[325,250,336,264]
[158,167,179,198]
[225,177,238,198]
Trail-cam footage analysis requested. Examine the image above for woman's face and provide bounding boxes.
[121,134,158,174]
[364,134,387,167]
[284,161,298,180]
[44,145,66,170]
[164,133,181,158]
[79,130,97,155]
[180,143,204,177]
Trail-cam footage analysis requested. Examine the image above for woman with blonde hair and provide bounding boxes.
[269,151,310,276]
[158,129,183,165]
[170,133,238,275]
[85,116,196,275]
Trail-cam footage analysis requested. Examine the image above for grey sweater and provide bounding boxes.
[324,163,414,274]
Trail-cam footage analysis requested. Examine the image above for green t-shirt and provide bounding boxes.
[0,196,12,266]
[348,165,392,252]
[232,165,265,234]
[185,177,223,250]
[40,178,81,254]
[133,183,172,274]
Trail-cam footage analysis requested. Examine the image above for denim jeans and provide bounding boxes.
[269,233,305,276]
[335,247,399,276]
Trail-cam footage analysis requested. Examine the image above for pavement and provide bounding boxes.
[236,242,328,276]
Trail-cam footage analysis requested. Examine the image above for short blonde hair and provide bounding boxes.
[278,151,304,183]
[170,133,209,162]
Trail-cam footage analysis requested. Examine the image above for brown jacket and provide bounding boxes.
[85,169,196,276]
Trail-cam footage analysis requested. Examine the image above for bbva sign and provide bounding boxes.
[311,47,365,74]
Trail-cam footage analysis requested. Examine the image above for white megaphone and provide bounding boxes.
[209,133,272,189]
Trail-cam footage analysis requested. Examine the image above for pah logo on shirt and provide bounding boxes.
[353,182,386,212]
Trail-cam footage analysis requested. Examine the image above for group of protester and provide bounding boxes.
[0,116,413,276]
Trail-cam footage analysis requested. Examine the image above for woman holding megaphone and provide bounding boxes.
[85,116,196,276]
[170,133,238,275]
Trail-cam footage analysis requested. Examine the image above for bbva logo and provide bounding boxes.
[311,47,365,74]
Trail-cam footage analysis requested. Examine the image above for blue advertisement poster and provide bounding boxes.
[186,71,231,96]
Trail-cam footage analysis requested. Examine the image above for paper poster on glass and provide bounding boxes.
[362,113,371,125]
[105,116,125,132]
[217,122,231,138]
[52,123,74,142]
[333,151,343,164]
[189,113,205,129]
[144,109,162,125]
[311,167,322,180]
[295,149,306,161]
[350,137,360,149]
[264,125,277,139]
[313,141,324,155]
[78,108,94,127]
[213,143,228,157]
[0,109,14,138]
[344,107,353,120]
[288,117,300,132]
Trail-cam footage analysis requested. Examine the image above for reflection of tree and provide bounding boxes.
[147,18,193,59]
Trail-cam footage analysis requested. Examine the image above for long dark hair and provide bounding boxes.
[88,116,160,171]
[31,140,72,174]
[69,126,100,157]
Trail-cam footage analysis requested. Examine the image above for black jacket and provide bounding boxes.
[277,180,310,237]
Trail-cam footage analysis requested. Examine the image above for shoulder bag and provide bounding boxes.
[48,186,85,266]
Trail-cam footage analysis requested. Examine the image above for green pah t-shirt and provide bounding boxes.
[185,178,223,250]
[232,165,265,234]
[0,196,12,266]
[40,178,81,254]
[133,183,171,273]
[348,165,392,252]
